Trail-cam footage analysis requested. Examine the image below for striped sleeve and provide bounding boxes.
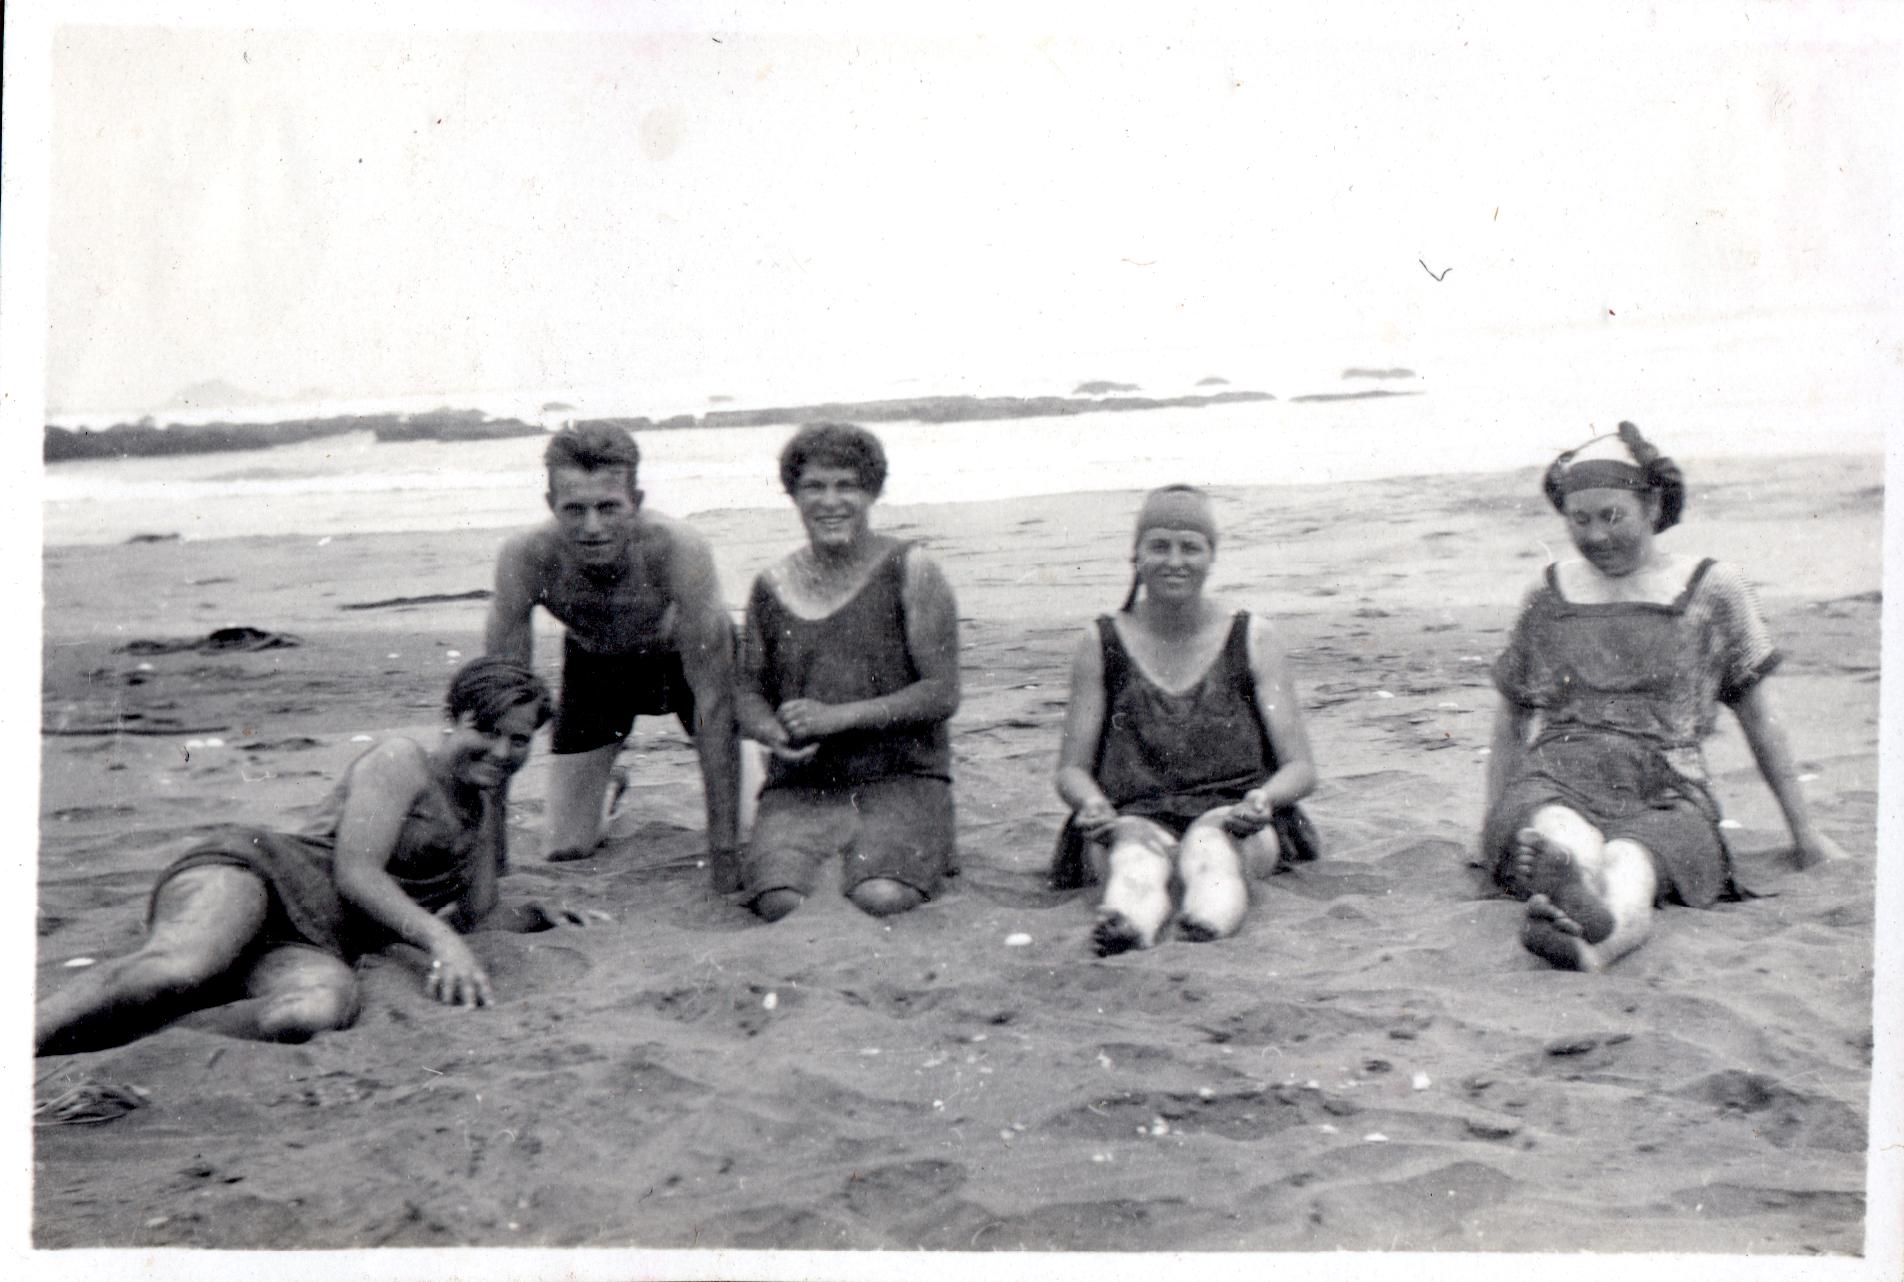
[1706,562,1781,703]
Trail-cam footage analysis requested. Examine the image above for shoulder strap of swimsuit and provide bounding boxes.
[1095,614,1130,699]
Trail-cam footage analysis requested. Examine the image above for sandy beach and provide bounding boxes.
[32,453,1881,1254]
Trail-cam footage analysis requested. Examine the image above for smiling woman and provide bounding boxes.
[34,658,583,1057]
[735,422,962,923]
[1052,485,1319,956]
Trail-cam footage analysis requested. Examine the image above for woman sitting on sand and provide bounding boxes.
[1483,423,1845,972]
[1053,485,1319,955]
[37,658,580,1056]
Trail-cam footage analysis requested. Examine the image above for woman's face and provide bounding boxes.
[792,463,875,553]
[1562,487,1657,577]
[444,702,541,790]
[1135,526,1214,603]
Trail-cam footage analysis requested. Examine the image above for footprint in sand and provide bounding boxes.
[1676,1069,1866,1152]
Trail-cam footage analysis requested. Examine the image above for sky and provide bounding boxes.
[24,2,1904,417]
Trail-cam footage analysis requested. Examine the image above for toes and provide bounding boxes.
[1092,913,1145,957]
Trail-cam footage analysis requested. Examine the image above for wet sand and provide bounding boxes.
[33,454,1881,1254]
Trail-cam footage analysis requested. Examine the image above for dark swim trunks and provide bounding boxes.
[549,635,696,754]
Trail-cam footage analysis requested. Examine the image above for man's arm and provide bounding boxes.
[664,527,742,867]
[1729,681,1847,869]
[775,548,961,740]
[485,533,542,666]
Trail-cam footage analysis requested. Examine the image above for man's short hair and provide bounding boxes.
[778,421,888,496]
[545,421,642,491]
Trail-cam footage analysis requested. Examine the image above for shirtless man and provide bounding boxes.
[486,421,740,887]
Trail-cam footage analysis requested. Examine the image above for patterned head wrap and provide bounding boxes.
[1542,421,1685,532]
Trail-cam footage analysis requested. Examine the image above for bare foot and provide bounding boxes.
[1092,911,1147,957]
[1175,916,1222,943]
[1509,827,1615,943]
[1520,894,1604,972]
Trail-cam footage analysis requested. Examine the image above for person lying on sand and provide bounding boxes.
[1053,485,1319,955]
[735,422,961,921]
[485,421,741,886]
[1482,422,1847,972]
[37,659,580,1056]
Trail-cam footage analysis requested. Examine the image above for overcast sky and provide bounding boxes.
[28,3,1904,414]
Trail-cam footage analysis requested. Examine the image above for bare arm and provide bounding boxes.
[1485,695,1535,817]
[484,534,541,666]
[665,528,741,862]
[1729,681,1846,869]
[776,549,962,740]
[329,741,494,1007]
[1054,626,1118,838]
[1226,616,1318,836]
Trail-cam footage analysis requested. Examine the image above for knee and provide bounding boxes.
[848,878,924,918]
[257,982,360,1043]
[753,889,804,922]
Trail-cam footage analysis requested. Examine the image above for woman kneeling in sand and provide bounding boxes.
[1053,485,1318,955]
[37,658,580,1055]
[1483,423,1845,972]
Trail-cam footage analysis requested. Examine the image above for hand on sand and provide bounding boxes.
[1792,830,1850,871]
[426,937,493,1007]
[1074,796,1119,843]
[776,698,848,742]
[1222,789,1274,838]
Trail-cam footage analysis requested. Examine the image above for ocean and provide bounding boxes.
[40,316,1894,547]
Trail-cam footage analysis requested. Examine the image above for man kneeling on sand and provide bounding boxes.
[486,421,741,886]
[1053,485,1319,955]
[735,422,960,920]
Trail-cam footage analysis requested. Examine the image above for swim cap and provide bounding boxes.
[1133,485,1217,550]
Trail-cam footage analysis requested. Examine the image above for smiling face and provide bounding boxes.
[443,702,541,791]
[547,465,641,568]
[1562,487,1659,578]
[791,463,875,553]
[1135,526,1214,603]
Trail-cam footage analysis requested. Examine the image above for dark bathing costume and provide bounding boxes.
[743,542,956,899]
[148,748,497,959]
[537,530,697,755]
[1050,609,1320,889]
[1482,558,1779,908]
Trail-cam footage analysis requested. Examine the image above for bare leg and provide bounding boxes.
[180,943,361,1042]
[36,866,268,1056]
[1510,805,1657,971]
[545,744,621,862]
[1176,811,1259,942]
[848,877,925,918]
[1093,819,1175,956]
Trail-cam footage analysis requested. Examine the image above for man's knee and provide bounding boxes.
[848,878,923,918]
[753,888,805,922]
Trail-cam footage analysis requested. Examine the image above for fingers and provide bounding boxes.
[426,957,493,1007]
[770,741,819,763]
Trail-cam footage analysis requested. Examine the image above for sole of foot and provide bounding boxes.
[1512,827,1615,943]
[1092,911,1148,957]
